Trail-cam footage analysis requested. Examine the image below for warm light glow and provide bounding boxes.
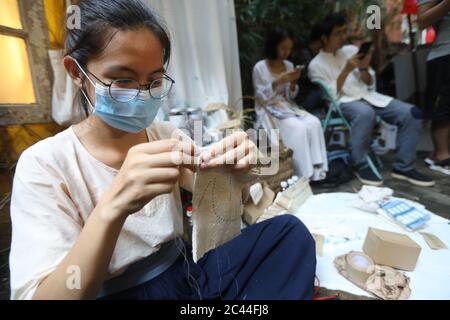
[44,0,66,49]
[0,35,36,104]
[0,0,23,30]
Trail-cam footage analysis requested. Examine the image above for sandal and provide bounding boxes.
[427,157,450,175]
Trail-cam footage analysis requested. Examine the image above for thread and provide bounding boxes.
[174,237,203,300]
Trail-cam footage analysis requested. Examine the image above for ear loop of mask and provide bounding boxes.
[73,59,96,113]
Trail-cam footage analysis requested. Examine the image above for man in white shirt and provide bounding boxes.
[309,13,434,187]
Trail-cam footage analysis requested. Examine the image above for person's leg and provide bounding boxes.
[303,113,328,180]
[431,120,450,162]
[375,100,435,186]
[425,54,450,166]
[102,215,316,301]
[374,99,422,172]
[194,215,317,300]
[340,100,376,167]
[278,117,314,179]
[302,88,324,113]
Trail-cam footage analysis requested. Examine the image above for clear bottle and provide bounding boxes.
[287,178,294,188]
[183,205,193,243]
[186,205,193,226]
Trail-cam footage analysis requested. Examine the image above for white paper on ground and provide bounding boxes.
[294,192,450,300]
[249,182,264,205]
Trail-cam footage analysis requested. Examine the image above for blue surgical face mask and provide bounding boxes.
[75,59,162,133]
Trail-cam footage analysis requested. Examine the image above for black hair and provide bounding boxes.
[309,23,323,43]
[64,0,171,116]
[264,27,293,60]
[319,13,347,39]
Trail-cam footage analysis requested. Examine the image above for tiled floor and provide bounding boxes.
[0,124,449,300]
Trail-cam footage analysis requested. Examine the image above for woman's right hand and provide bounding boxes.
[278,70,301,84]
[99,139,197,221]
[273,69,301,89]
[344,53,363,73]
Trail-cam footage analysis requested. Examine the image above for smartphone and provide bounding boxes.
[358,41,373,58]
[294,65,305,75]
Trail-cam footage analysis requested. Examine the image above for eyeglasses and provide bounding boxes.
[86,69,175,103]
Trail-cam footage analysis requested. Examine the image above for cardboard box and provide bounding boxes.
[362,227,421,271]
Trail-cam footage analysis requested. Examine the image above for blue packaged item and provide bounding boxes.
[379,199,431,231]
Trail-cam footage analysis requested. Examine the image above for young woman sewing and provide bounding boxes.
[9,0,316,300]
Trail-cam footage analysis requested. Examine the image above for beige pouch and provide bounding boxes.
[192,168,243,262]
[334,251,411,300]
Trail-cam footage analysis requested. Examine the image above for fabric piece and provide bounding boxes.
[419,232,448,250]
[266,105,309,120]
[9,121,185,300]
[358,186,394,203]
[192,168,243,262]
[365,265,411,300]
[308,45,394,107]
[334,252,411,300]
[352,186,394,213]
[100,215,316,300]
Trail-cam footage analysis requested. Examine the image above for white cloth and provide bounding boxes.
[146,0,243,114]
[48,50,85,126]
[353,186,394,213]
[294,193,450,300]
[9,122,184,300]
[252,59,328,181]
[308,45,393,108]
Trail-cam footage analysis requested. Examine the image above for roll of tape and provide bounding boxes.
[346,251,374,286]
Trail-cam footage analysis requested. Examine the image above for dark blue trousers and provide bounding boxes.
[103,215,316,300]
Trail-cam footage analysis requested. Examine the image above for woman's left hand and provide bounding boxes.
[199,131,258,173]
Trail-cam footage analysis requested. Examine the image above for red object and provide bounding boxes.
[186,205,193,213]
[312,286,339,300]
[401,0,418,15]
[313,295,339,300]
[426,26,436,44]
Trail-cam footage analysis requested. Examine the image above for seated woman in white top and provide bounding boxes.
[253,28,328,181]
[9,0,316,300]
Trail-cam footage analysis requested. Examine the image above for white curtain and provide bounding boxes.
[50,0,243,126]
[146,0,243,120]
